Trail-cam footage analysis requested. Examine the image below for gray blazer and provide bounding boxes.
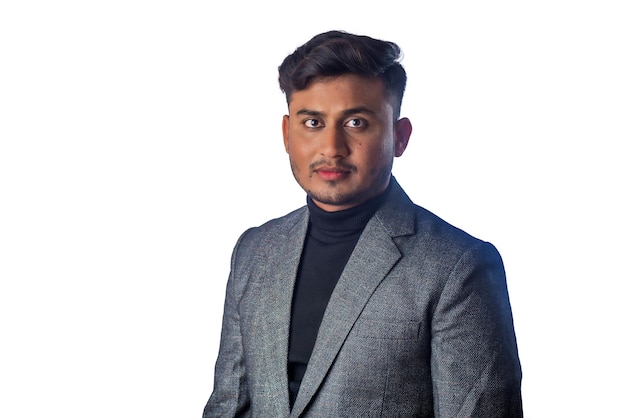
[204,179,522,417]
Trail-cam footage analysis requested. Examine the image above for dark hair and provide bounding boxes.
[278,30,407,119]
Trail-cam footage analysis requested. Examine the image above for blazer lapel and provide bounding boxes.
[246,209,309,416]
[290,214,403,417]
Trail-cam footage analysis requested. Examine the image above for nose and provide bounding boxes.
[319,127,348,158]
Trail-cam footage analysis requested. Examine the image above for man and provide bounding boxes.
[204,30,522,417]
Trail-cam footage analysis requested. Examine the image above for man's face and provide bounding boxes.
[282,74,411,212]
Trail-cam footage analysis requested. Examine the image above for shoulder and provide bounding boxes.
[415,204,502,265]
[418,205,503,273]
[414,204,485,248]
[383,178,492,252]
[382,181,501,271]
[234,205,308,252]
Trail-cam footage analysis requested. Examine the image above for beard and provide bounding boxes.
[290,157,393,209]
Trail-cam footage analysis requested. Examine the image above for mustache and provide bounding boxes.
[309,160,357,172]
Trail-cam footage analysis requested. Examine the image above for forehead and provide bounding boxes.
[288,74,391,114]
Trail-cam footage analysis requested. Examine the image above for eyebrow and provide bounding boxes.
[295,107,376,118]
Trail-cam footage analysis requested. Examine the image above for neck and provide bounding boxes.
[306,184,391,241]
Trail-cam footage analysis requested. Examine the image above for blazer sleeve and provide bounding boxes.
[203,231,253,418]
[431,241,523,417]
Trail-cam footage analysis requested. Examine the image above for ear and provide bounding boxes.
[394,117,412,157]
[282,115,290,153]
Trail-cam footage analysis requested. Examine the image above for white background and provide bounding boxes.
[1,1,624,417]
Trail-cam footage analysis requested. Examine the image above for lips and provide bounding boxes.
[313,165,352,181]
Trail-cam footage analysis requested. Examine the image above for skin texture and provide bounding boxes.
[282,74,412,212]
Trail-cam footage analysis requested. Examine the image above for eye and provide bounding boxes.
[304,119,322,128]
[345,118,367,128]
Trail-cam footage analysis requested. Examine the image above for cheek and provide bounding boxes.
[363,141,393,165]
[288,134,312,153]
[288,144,308,163]
[287,143,312,171]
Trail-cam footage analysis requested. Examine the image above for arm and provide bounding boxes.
[203,232,252,418]
[431,241,522,417]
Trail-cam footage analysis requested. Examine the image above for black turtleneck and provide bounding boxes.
[287,187,390,407]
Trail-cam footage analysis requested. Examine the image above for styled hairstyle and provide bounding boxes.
[278,30,407,119]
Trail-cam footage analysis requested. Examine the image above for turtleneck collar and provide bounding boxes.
[306,183,392,243]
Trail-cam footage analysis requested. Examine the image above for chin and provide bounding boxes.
[309,188,365,207]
